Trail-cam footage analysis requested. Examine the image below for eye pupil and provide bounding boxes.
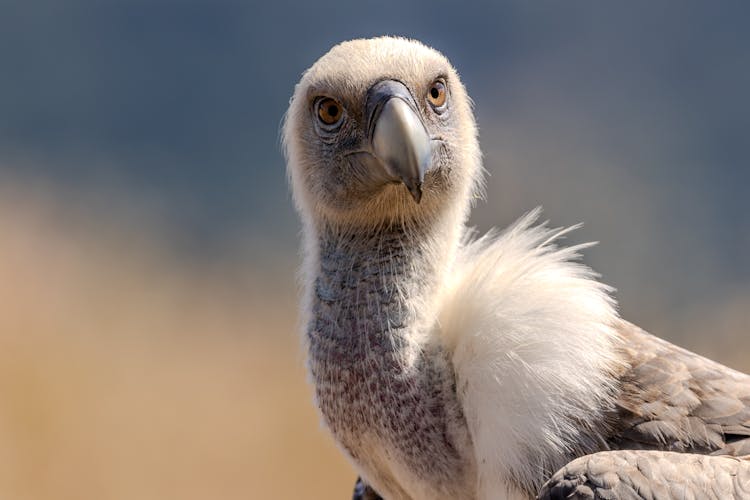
[317,97,344,126]
[427,80,447,109]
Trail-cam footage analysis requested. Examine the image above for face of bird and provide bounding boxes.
[284,37,481,227]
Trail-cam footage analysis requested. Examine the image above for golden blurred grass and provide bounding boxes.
[0,181,354,500]
[0,178,747,500]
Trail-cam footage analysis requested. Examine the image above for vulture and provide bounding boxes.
[282,37,750,499]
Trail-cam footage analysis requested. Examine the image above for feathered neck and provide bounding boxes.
[302,216,478,499]
[308,220,448,366]
[300,200,468,352]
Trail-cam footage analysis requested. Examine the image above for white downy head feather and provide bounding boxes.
[438,208,625,497]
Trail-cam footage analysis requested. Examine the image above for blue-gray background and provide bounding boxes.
[3,1,750,347]
[0,3,748,496]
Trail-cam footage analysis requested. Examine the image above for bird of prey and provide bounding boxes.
[283,37,750,499]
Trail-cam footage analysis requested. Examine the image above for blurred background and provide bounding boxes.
[0,1,748,498]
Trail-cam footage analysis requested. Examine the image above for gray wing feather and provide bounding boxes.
[537,450,750,500]
[538,324,750,499]
[612,322,750,455]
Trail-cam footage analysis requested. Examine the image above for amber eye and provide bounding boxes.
[317,97,344,127]
[427,80,447,108]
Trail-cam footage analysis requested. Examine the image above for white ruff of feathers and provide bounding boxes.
[439,209,625,498]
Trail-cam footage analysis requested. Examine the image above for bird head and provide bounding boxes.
[284,37,482,229]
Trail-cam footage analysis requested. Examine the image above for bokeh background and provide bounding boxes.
[1,1,748,498]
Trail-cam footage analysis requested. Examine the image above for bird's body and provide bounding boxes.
[284,37,750,499]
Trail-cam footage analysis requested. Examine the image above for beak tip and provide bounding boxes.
[367,81,432,206]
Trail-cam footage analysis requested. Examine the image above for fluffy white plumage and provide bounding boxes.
[440,210,623,497]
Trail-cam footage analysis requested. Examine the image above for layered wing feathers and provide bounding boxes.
[538,450,750,500]
[612,322,750,456]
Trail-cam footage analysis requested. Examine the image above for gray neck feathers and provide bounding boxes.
[306,219,474,495]
[312,222,433,362]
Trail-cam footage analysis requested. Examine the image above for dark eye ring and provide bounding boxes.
[316,97,344,128]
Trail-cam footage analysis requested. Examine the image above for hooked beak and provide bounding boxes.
[366,80,432,203]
